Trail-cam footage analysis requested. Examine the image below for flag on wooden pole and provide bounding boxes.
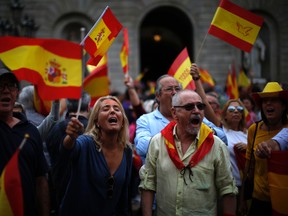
[0,36,82,100]
[81,6,123,66]
[208,0,264,52]
[120,28,129,74]
[168,47,195,90]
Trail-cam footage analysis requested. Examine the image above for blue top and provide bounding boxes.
[134,108,227,164]
[272,128,288,151]
[134,108,170,164]
[59,135,132,216]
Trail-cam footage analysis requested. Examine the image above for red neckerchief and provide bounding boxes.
[161,121,214,170]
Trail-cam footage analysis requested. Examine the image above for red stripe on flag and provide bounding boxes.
[0,36,81,59]
[208,25,253,52]
[103,8,123,38]
[268,151,288,175]
[219,0,264,26]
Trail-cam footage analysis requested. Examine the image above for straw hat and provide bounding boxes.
[251,82,288,106]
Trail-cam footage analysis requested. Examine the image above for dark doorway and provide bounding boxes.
[140,6,193,83]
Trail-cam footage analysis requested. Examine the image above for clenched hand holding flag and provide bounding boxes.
[208,0,264,52]
[81,6,123,66]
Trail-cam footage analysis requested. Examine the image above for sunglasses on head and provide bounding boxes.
[106,175,114,199]
[227,105,244,112]
[174,102,206,111]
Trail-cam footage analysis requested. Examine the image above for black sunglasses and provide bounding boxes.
[106,175,114,199]
[174,102,206,111]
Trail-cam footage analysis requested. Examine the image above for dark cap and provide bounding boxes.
[0,67,19,88]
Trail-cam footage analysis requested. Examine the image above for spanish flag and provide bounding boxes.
[0,36,82,100]
[238,69,251,87]
[199,68,215,88]
[225,65,239,99]
[167,47,195,90]
[0,135,29,216]
[81,6,123,66]
[87,55,107,74]
[33,86,52,116]
[120,28,129,74]
[208,0,264,52]
[268,151,288,216]
[83,56,110,106]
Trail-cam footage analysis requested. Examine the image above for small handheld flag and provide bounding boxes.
[167,47,195,90]
[208,0,264,52]
[81,6,123,66]
[0,134,29,216]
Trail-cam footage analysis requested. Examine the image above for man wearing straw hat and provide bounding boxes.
[0,65,50,215]
[239,81,288,215]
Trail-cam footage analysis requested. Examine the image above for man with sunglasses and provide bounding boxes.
[135,74,227,165]
[139,89,237,216]
[0,66,50,215]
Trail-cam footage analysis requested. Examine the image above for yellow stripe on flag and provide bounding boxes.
[84,76,109,98]
[88,19,112,51]
[211,7,262,45]
[0,45,81,87]
[171,58,192,89]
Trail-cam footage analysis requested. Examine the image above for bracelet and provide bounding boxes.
[192,75,200,81]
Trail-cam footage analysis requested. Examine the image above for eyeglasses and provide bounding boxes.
[106,175,115,199]
[0,83,18,92]
[227,105,244,112]
[174,102,206,111]
[162,86,181,93]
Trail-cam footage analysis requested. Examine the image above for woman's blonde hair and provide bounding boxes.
[85,95,129,148]
[221,99,247,132]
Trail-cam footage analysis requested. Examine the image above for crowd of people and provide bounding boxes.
[1,62,288,216]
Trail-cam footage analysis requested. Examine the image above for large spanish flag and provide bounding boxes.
[167,47,195,90]
[208,0,264,52]
[83,56,110,106]
[0,36,82,100]
[268,151,288,216]
[81,6,123,66]
[0,150,23,216]
[119,28,129,74]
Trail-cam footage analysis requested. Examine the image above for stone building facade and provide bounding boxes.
[1,0,288,94]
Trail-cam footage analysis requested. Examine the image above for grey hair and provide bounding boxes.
[172,89,198,106]
[155,74,182,95]
[18,85,35,109]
